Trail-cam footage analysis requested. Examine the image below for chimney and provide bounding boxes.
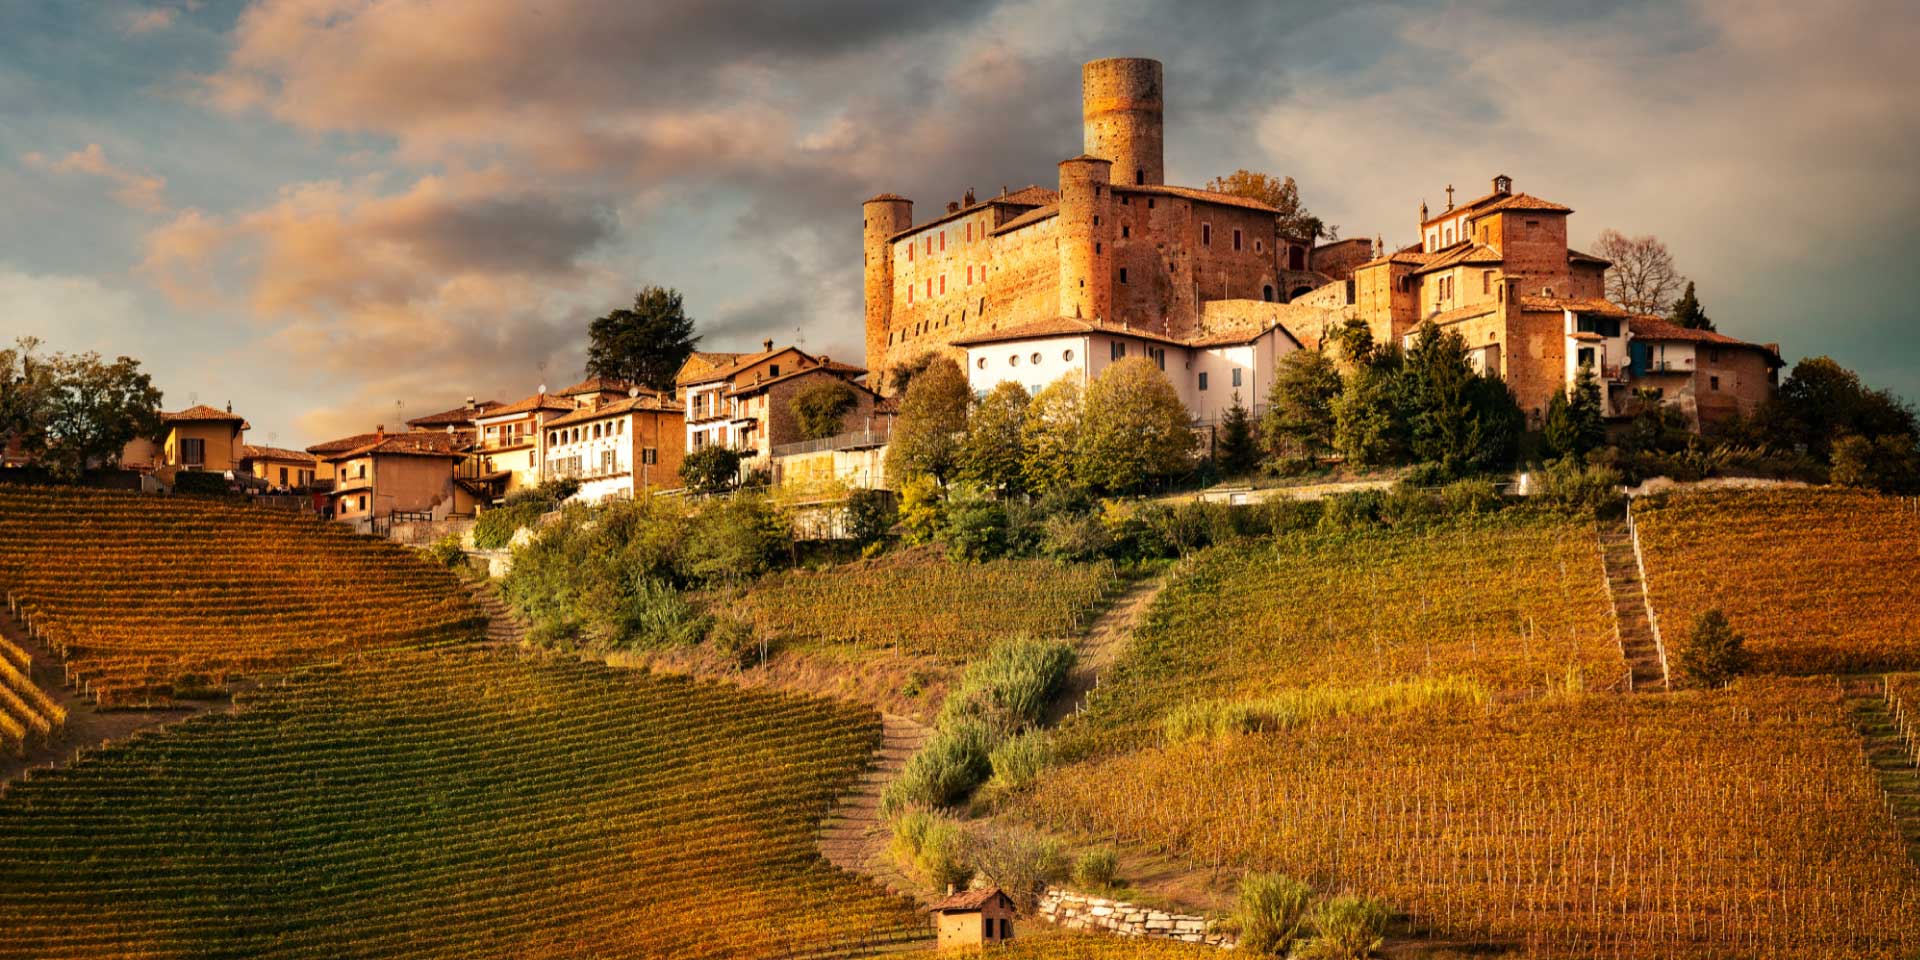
[946,200,960,214]
[375,425,386,442]
[1493,174,1513,196]
[963,188,976,206]
[763,338,774,352]
[947,884,956,897]
[225,401,232,413]
[464,396,476,412]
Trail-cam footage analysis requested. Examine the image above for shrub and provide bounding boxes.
[1531,459,1624,518]
[1673,608,1748,688]
[936,637,1077,736]
[986,729,1054,794]
[967,830,1070,913]
[790,379,858,441]
[1148,500,1217,557]
[1226,871,1315,958]
[171,470,230,496]
[1298,895,1391,959]
[1831,433,1920,494]
[679,494,786,586]
[705,613,766,670]
[944,483,1009,561]
[473,500,543,549]
[882,720,995,813]
[1071,846,1119,891]
[1439,477,1502,516]
[1317,489,1385,532]
[844,488,897,545]
[1379,482,1442,527]
[1040,511,1112,562]
[608,577,708,650]
[887,809,972,891]
[897,475,944,545]
[423,535,465,569]
[679,446,743,494]
[1252,496,1321,536]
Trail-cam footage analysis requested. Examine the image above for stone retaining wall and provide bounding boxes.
[1035,887,1233,948]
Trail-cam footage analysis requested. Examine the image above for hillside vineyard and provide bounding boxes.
[0,650,925,958]
[0,487,484,706]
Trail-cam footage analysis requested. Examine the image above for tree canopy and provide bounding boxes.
[789,379,859,441]
[957,381,1030,494]
[1020,376,1083,496]
[1544,363,1606,461]
[885,355,971,484]
[4,341,163,480]
[1205,171,1335,241]
[1668,281,1713,331]
[585,286,700,391]
[1264,345,1341,467]
[1762,356,1916,461]
[1074,357,1195,494]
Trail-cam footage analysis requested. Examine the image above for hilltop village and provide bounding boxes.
[2,58,1788,525]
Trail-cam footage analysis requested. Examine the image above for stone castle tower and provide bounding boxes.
[861,194,912,376]
[1081,57,1164,187]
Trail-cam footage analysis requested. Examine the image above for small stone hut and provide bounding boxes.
[928,885,1017,950]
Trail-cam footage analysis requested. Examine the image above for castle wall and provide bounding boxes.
[1489,211,1574,295]
[1058,157,1114,323]
[1354,261,1419,347]
[1310,238,1374,281]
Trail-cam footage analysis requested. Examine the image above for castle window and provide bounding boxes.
[977,357,987,370]
[1147,198,1155,209]
[1121,195,1130,205]
[926,278,933,297]
[1482,271,1491,294]
[1135,169,1144,185]
[1122,226,1130,238]
[926,237,933,254]
[979,297,987,314]
[1710,375,1721,391]
[1119,268,1128,284]
[1095,243,1101,254]
[908,244,913,262]
[1232,368,1242,388]
[966,223,972,242]
[967,266,973,284]
[1263,285,1273,302]
[907,286,913,304]
[939,275,945,294]
[940,232,945,251]
[1255,239,1263,253]
[1198,372,1209,391]
[1202,223,1211,246]
[1063,349,1075,362]
[1031,352,1042,365]
[1233,229,1242,251]
[1009,354,1019,367]
[1093,216,1100,226]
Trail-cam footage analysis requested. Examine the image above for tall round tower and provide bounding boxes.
[1082,57,1164,187]
[1057,155,1113,324]
[862,193,912,376]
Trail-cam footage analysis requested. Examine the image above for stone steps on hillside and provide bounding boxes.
[1598,526,1667,692]
[466,582,529,649]
[1841,676,1920,858]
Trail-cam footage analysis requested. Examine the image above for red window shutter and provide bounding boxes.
[940,275,945,294]
[940,232,945,251]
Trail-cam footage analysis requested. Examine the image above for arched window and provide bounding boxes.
[1263,285,1274,302]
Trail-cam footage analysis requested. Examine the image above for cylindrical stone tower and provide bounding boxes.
[1057,155,1113,323]
[1082,58,1164,187]
[862,193,912,376]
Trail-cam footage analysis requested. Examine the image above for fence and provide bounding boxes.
[772,423,893,459]
[1623,500,1672,689]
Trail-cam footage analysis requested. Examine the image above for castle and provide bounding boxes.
[862,58,1329,378]
[864,57,1781,432]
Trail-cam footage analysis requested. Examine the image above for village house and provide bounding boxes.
[541,391,686,503]
[677,341,882,463]
[144,404,250,479]
[467,392,577,501]
[238,444,319,492]
[319,429,475,526]
[405,398,501,447]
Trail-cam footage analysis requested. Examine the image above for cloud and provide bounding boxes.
[22,144,169,213]
[0,268,149,353]
[138,169,625,438]
[121,6,180,34]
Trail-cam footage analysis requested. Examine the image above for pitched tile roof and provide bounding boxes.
[406,401,502,428]
[994,185,1057,207]
[540,394,684,428]
[1116,183,1280,213]
[476,393,578,419]
[1414,242,1503,275]
[1478,192,1572,215]
[319,432,463,462]
[557,376,648,397]
[162,404,246,424]
[926,886,1013,913]
[1518,295,1633,317]
[307,432,385,455]
[679,346,833,387]
[991,203,1059,236]
[725,361,870,398]
[240,444,318,465]
[1629,317,1779,363]
[1566,248,1612,266]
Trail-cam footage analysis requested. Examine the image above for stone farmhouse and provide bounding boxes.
[676,341,887,466]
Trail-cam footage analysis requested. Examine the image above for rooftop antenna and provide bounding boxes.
[189,391,198,407]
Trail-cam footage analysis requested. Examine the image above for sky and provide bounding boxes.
[3,0,1916,447]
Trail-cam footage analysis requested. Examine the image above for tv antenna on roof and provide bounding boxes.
[189,391,198,406]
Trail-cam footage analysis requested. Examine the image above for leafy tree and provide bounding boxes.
[789,378,858,441]
[1673,608,1748,688]
[27,351,164,480]
[0,338,54,453]
[1216,393,1259,476]
[1831,433,1920,494]
[1021,376,1083,496]
[896,474,944,545]
[1331,318,1375,365]
[1205,170,1335,241]
[1544,363,1606,460]
[943,482,1009,561]
[679,493,786,586]
[678,445,743,495]
[1075,357,1196,494]
[1263,346,1341,467]
[1399,323,1521,475]
[1333,358,1402,467]
[881,350,942,397]
[585,286,700,391]
[1761,356,1917,461]
[1667,281,1713,331]
[885,356,970,484]
[843,488,898,545]
[1595,229,1683,315]
[958,380,1030,494]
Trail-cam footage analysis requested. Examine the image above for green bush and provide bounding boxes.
[705,613,766,670]
[944,483,1009,561]
[1831,433,1920,494]
[679,446,744,495]
[171,470,230,496]
[1673,607,1748,688]
[1252,496,1322,535]
[1299,895,1391,959]
[886,809,972,891]
[1317,489,1385,532]
[1071,846,1119,891]
[609,577,708,650]
[844,488,897,545]
[1531,459,1624,518]
[1227,871,1315,958]
[1039,511,1112,562]
[1439,477,1502,516]
[1379,482,1442,527]
[679,493,786,586]
[882,720,995,813]
[985,729,1054,794]
[936,637,1077,736]
[423,535,465,569]
[897,475,944,545]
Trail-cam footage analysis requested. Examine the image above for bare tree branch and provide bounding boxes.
[1595,229,1683,315]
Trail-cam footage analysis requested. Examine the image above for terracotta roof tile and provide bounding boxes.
[406,401,502,428]
[994,185,1057,207]
[320,432,462,462]
[240,444,318,465]
[1427,303,1501,326]
[162,404,246,424]
[1414,242,1503,275]
[926,887,1013,913]
[1566,248,1612,266]
[990,204,1059,235]
[725,361,871,398]
[541,394,684,428]
[1519,295,1631,317]
[1116,183,1280,213]
[477,393,578,418]
[1478,192,1572,215]
[1629,317,1777,361]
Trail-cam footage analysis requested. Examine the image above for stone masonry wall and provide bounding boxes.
[1035,887,1234,948]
